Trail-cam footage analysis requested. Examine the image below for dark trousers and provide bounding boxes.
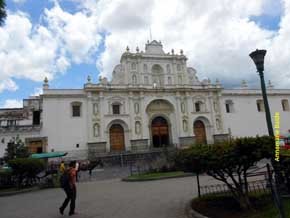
[60,186,76,214]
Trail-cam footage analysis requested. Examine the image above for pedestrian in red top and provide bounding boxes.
[59,161,77,216]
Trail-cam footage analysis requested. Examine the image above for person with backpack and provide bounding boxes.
[59,161,77,216]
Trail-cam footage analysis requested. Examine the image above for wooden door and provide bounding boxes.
[110,124,125,151]
[28,141,43,153]
[151,117,169,147]
[194,120,207,144]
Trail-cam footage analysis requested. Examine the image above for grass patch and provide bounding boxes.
[126,171,191,180]
[192,193,290,218]
[281,149,290,157]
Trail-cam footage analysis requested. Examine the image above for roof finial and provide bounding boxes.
[171,49,174,55]
[180,49,183,55]
[215,78,220,85]
[87,75,91,83]
[43,77,49,89]
[136,46,139,53]
[267,80,274,89]
[126,46,130,52]
[241,80,248,88]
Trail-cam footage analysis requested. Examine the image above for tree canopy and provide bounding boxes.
[0,0,6,26]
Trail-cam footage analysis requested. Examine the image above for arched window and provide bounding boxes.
[177,64,181,71]
[282,99,289,111]
[256,100,264,112]
[71,102,82,117]
[225,100,234,113]
[195,101,202,112]
[112,103,121,114]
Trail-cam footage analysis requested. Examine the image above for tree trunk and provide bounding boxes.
[236,193,252,210]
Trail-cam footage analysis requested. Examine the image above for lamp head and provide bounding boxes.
[249,49,267,72]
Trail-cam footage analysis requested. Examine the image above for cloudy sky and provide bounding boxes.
[0,0,289,108]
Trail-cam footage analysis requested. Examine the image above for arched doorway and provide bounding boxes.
[194,120,207,144]
[110,124,125,151]
[151,116,169,147]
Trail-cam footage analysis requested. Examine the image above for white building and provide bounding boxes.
[1,40,290,160]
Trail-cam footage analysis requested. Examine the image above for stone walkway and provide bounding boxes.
[0,175,205,218]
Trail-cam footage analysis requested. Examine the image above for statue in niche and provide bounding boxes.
[216,119,221,130]
[181,102,185,113]
[93,103,99,115]
[183,120,188,132]
[213,101,218,112]
[135,121,141,134]
[94,123,100,137]
[134,103,139,114]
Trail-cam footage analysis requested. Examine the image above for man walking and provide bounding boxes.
[59,161,77,216]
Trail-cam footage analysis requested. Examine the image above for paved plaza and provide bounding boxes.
[0,174,211,218]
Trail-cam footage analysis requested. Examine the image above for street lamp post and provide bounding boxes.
[249,49,285,218]
[249,49,274,137]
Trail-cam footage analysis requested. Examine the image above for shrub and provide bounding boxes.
[174,135,274,210]
[8,158,45,188]
[0,169,13,189]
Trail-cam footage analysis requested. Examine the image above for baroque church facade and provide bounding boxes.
[1,40,290,160]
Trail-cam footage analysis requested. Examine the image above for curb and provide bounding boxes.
[0,187,40,197]
[185,200,210,218]
[122,173,194,182]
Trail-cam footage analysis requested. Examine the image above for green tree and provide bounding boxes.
[9,158,45,188]
[0,0,6,26]
[4,136,30,162]
[175,136,274,210]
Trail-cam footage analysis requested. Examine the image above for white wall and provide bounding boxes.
[222,90,290,137]
[41,93,88,159]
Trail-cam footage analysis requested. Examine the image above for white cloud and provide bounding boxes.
[83,0,289,88]
[1,99,23,108]
[2,0,290,93]
[0,3,102,93]
[0,79,18,93]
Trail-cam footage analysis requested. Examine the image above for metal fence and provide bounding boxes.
[200,179,271,197]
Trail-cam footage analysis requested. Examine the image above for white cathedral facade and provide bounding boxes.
[1,40,290,160]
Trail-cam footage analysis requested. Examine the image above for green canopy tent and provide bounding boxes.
[31,152,67,159]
